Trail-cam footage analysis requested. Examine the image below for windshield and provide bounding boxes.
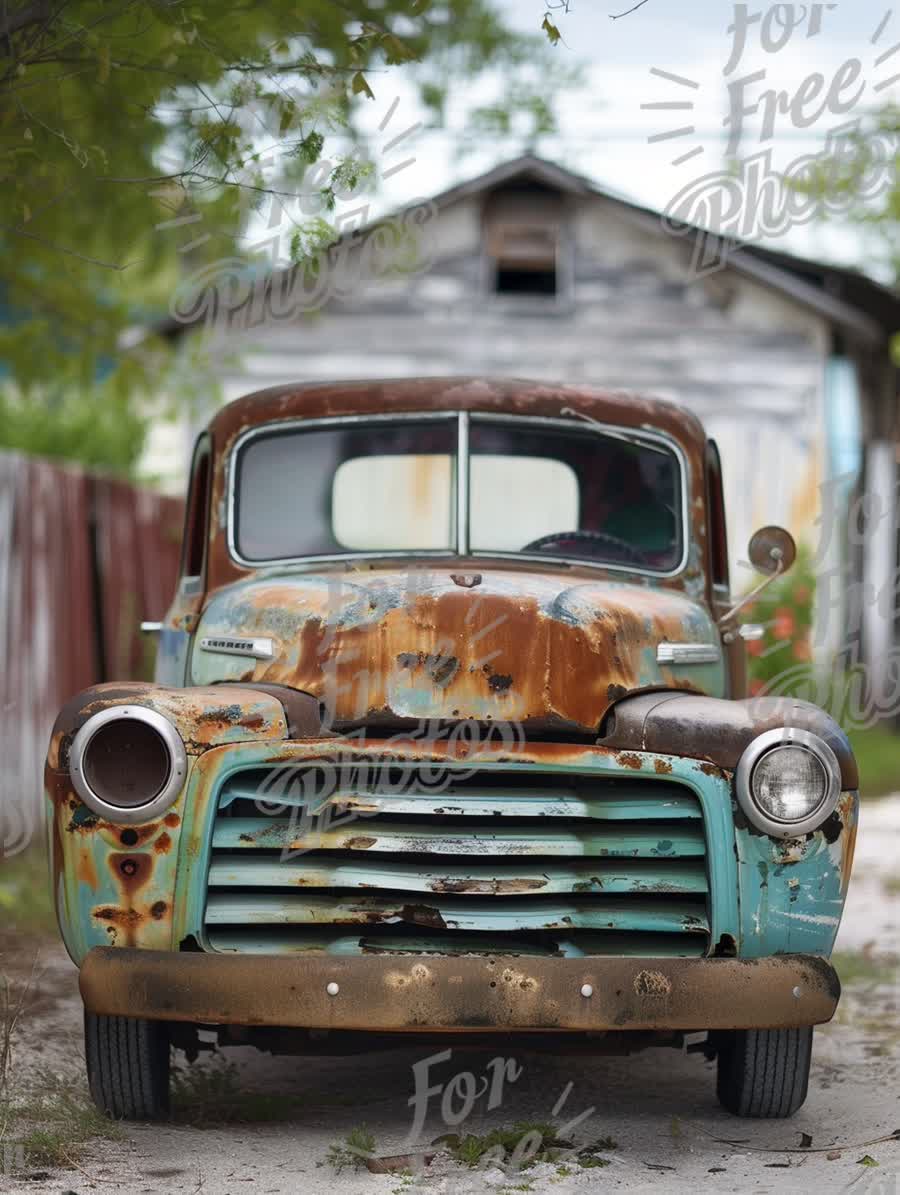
[232,415,683,571]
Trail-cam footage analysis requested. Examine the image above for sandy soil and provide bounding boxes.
[2,799,899,1195]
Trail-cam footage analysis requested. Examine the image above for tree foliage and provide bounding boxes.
[0,0,573,472]
[797,103,900,284]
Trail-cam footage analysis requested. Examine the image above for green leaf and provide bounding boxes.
[857,1156,879,1167]
[541,14,561,45]
[351,71,375,100]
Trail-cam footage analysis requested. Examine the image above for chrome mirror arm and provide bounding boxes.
[717,557,784,629]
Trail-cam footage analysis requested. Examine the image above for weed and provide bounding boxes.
[576,1139,616,1169]
[445,1122,564,1170]
[1,1066,120,1173]
[326,1125,377,1172]
[171,1055,305,1125]
[0,962,36,1098]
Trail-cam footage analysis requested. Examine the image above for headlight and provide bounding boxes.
[735,727,841,839]
[70,706,187,823]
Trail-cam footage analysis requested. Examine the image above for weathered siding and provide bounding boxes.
[156,188,830,577]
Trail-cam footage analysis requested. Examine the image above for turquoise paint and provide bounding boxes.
[166,743,744,955]
[54,737,854,965]
[734,794,858,957]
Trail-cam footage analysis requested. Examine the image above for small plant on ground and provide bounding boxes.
[2,1066,121,1173]
[445,1122,564,1170]
[171,1054,305,1125]
[326,1125,377,1172]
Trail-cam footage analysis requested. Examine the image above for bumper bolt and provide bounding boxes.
[581,984,593,998]
[792,986,802,999]
[326,982,340,997]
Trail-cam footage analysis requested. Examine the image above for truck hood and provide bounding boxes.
[190,569,725,733]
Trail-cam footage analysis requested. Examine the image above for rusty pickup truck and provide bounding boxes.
[45,378,857,1121]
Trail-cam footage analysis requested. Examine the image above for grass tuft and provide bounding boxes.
[326,1125,377,1172]
[445,1122,563,1170]
[2,1066,121,1173]
[0,846,56,939]
[171,1055,305,1125]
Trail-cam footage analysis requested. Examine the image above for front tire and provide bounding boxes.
[716,1027,813,1118]
[84,1010,170,1120]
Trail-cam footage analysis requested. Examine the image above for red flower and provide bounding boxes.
[773,607,795,640]
[745,637,764,657]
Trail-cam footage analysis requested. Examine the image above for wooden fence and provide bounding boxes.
[0,452,184,855]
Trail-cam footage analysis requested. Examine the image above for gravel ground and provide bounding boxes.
[2,799,899,1195]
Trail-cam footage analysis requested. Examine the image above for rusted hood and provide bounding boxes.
[190,569,725,733]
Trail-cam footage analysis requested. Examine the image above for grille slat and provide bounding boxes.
[205,891,709,935]
[205,765,711,957]
[207,855,709,896]
[205,928,708,958]
[220,780,702,821]
[212,818,706,858]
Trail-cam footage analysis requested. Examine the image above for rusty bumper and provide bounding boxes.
[79,949,839,1032]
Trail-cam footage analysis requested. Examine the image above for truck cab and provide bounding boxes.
[45,378,857,1122]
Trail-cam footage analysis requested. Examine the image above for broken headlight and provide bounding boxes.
[69,706,187,823]
[735,727,841,839]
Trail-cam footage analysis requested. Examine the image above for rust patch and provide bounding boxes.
[401,904,447,930]
[698,761,724,777]
[150,901,168,920]
[164,812,181,828]
[616,753,642,770]
[653,758,673,774]
[345,836,377,850]
[428,877,547,895]
[154,832,173,855]
[108,853,152,894]
[93,906,143,929]
[487,673,513,693]
[633,970,672,997]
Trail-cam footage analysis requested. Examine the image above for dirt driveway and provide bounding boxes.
[2,799,899,1195]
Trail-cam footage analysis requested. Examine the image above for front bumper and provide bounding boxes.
[79,948,840,1031]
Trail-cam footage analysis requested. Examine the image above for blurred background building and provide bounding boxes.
[152,154,900,688]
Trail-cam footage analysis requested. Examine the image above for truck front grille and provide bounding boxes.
[203,764,710,957]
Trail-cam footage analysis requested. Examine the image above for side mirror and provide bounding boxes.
[747,526,796,577]
[718,525,796,629]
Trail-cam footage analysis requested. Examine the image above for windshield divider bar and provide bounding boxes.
[457,410,470,556]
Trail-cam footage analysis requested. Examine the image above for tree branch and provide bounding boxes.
[0,1,53,41]
[610,0,651,17]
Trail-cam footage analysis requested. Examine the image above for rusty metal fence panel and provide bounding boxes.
[0,452,184,856]
[92,477,184,682]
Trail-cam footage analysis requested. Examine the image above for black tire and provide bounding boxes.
[84,1010,170,1120]
[716,1026,813,1118]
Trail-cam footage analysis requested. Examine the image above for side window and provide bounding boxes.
[180,435,211,586]
[706,440,729,590]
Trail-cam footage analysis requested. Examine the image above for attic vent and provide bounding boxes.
[489,222,558,296]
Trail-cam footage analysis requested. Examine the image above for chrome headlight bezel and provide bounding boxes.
[735,727,842,839]
[69,705,187,824]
